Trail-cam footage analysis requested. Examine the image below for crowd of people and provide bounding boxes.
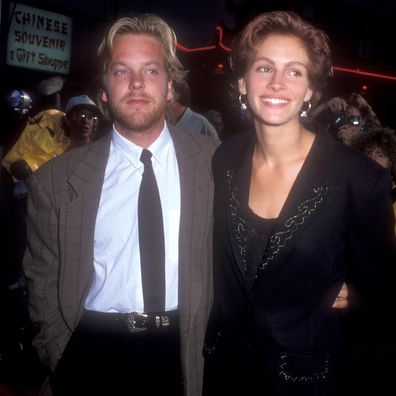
[0,9,395,396]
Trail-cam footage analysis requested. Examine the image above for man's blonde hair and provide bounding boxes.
[98,14,186,85]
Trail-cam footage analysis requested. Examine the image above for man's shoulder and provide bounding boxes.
[180,108,219,139]
[32,133,111,183]
[215,132,251,157]
[188,108,209,123]
[170,125,219,153]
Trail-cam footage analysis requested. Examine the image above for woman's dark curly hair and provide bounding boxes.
[353,127,396,181]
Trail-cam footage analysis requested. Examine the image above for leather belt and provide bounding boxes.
[82,309,178,334]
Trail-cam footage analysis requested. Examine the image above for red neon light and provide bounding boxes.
[332,66,396,81]
[175,26,228,53]
[176,42,216,52]
[176,27,396,81]
[215,26,231,52]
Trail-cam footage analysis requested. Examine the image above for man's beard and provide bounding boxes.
[108,95,167,133]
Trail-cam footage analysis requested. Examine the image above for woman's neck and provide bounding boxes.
[253,120,315,167]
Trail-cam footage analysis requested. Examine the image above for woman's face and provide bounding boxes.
[238,33,313,128]
[366,147,391,170]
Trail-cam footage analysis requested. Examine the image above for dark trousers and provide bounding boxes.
[51,310,183,396]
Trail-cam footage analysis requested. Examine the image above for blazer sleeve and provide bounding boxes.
[23,171,71,371]
[347,169,396,310]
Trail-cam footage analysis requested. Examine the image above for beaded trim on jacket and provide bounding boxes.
[226,168,329,273]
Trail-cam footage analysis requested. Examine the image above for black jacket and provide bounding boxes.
[204,127,396,396]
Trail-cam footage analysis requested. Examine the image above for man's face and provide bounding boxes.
[67,106,99,144]
[101,33,173,139]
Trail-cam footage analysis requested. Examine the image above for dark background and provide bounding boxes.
[1,0,396,140]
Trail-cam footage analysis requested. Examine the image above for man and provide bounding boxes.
[24,14,217,396]
[63,94,102,149]
[167,80,219,140]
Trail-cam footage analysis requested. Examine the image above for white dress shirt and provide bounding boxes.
[84,123,180,313]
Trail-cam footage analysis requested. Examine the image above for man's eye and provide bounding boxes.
[114,69,126,76]
[147,68,159,75]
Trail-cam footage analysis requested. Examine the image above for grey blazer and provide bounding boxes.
[24,126,217,396]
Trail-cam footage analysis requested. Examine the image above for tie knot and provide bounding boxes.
[140,149,152,166]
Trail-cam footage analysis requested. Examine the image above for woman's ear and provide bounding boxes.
[304,87,314,103]
[238,78,247,95]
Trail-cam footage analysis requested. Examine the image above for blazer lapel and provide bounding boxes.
[257,129,336,276]
[58,133,112,327]
[225,135,256,279]
[224,129,337,285]
[170,127,212,334]
[67,133,112,195]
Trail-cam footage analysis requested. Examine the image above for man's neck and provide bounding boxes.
[114,120,165,149]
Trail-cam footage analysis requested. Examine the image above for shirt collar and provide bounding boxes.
[111,122,172,169]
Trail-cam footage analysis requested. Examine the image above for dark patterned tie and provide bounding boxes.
[138,149,165,313]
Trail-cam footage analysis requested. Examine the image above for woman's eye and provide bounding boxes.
[288,69,302,77]
[257,65,271,73]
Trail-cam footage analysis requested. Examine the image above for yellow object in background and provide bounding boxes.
[2,109,70,173]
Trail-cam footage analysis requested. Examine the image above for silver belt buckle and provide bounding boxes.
[160,315,170,328]
[126,312,148,333]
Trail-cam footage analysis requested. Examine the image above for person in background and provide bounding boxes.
[63,94,102,149]
[2,94,101,181]
[203,10,396,396]
[353,127,396,233]
[24,14,216,396]
[167,80,219,140]
[204,109,225,140]
[309,92,382,145]
[2,109,69,182]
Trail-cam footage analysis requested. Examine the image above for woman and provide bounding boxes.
[353,127,396,234]
[203,11,396,396]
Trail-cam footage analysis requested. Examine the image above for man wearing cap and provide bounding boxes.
[64,94,102,149]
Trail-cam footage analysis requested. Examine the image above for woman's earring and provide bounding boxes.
[300,100,312,119]
[239,94,248,111]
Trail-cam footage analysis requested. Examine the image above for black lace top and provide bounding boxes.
[243,206,277,290]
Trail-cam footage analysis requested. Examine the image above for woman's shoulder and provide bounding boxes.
[214,132,253,161]
[311,124,386,180]
[332,137,386,178]
[328,137,393,202]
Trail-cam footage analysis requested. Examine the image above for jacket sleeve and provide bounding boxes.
[23,171,71,371]
[347,170,396,316]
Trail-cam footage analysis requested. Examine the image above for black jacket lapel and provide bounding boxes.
[257,128,336,276]
[225,135,255,279]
